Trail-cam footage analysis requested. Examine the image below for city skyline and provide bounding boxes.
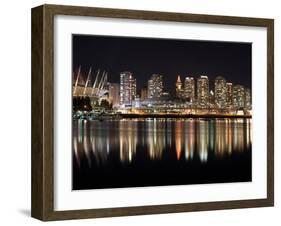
[73,69,252,100]
[73,70,251,114]
[72,34,253,191]
[72,34,252,95]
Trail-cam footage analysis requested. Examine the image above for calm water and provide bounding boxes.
[73,118,252,190]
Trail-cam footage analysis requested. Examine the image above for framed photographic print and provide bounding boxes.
[31,4,274,221]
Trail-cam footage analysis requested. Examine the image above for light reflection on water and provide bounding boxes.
[73,118,252,168]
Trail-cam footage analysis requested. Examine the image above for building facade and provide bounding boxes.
[184,77,195,102]
[148,74,163,98]
[233,85,245,109]
[226,82,233,108]
[197,76,209,108]
[108,83,120,108]
[214,76,227,109]
[176,75,184,98]
[244,88,252,110]
[120,72,136,106]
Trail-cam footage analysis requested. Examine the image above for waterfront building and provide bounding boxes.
[148,74,163,98]
[176,75,184,98]
[73,69,108,99]
[244,88,252,110]
[226,82,233,108]
[120,71,136,106]
[233,85,245,109]
[209,90,215,108]
[108,83,120,108]
[214,76,227,109]
[197,76,209,108]
[73,86,85,97]
[184,77,195,102]
[132,96,141,108]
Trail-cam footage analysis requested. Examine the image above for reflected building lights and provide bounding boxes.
[215,119,227,157]
[197,120,208,162]
[119,120,137,163]
[73,118,252,167]
[226,119,233,154]
[91,122,108,166]
[82,125,91,168]
[246,118,252,149]
[175,120,183,160]
[184,120,195,160]
[208,120,215,152]
[146,119,165,160]
[73,135,80,168]
[166,120,172,148]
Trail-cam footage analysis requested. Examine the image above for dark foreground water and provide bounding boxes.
[73,118,252,190]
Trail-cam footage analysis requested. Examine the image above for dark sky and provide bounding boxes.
[72,34,252,95]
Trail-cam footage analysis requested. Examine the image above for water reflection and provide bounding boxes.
[184,120,195,160]
[73,118,252,167]
[119,120,137,163]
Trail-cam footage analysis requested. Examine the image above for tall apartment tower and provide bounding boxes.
[214,76,227,109]
[148,74,163,98]
[108,83,120,108]
[197,76,209,108]
[120,72,136,106]
[233,85,245,109]
[244,88,252,110]
[184,77,195,102]
[226,82,233,108]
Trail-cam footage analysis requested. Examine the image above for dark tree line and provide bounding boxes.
[73,97,92,111]
[73,97,112,111]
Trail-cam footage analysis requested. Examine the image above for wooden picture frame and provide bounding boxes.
[31,4,274,221]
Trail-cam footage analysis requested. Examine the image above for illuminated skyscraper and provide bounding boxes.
[244,88,252,110]
[226,82,233,108]
[184,77,195,102]
[148,74,163,98]
[209,90,215,107]
[233,85,245,109]
[197,76,209,108]
[108,83,120,108]
[176,75,184,98]
[214,76,227,109]
[120,72,136,106]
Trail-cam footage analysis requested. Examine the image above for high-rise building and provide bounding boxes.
[197,76,209,108]
[148,74,163,98]
[176,75,184,98]
[214,76,227,109]
[108,83,120,108]
[244,88,252,110]
[226,82,233,108]
[141,87,148,101]
[184,77,195,102]
[209,90,215,107]
[120,72,136,106]
[233,85,245,109]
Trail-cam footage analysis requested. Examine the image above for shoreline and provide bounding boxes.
[119,113,252,119]
[75,113,252,120]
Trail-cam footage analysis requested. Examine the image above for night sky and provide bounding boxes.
[72,34,252,95]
